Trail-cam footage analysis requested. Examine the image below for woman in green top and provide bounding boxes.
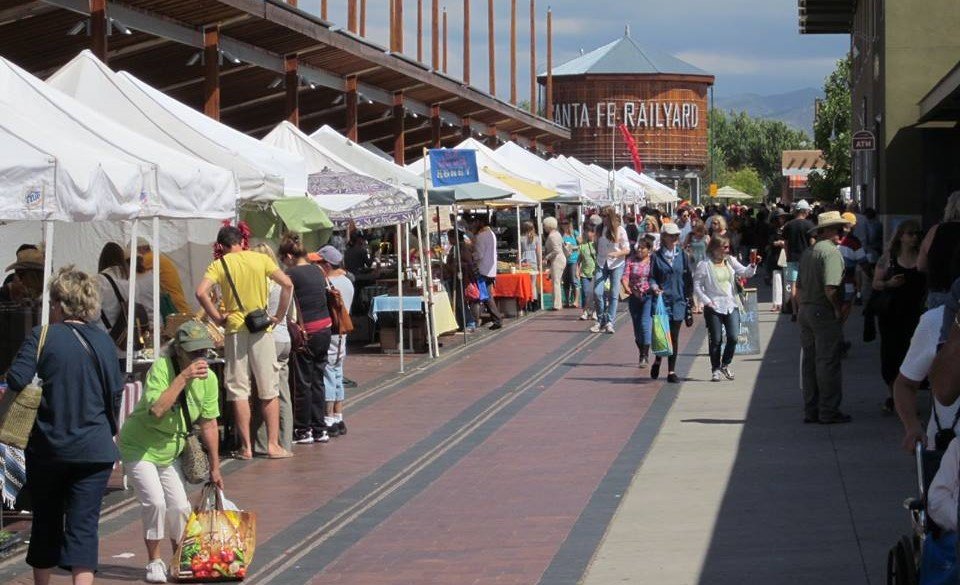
[578,227,599,321]
[118,321,223,584]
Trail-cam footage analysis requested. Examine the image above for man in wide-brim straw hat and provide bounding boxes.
[796,210,853,425]
[1,245,44,303]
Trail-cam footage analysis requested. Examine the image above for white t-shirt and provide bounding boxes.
[899,306,960,447]
[473,228,498,278]
[596,226,630,270]
[928,436,960,531]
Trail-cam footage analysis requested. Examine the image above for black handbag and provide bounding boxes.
[219,257,272,333]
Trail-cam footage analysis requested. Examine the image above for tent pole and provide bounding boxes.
[396,223,404,373]
[453,203,468,347]
[125,220,139,374]
[420,149,438,357]
[152,217,161,359]
[515,206,521,269]
[536,204,543,304]
[40,221,54,327]
[416,222,436,358]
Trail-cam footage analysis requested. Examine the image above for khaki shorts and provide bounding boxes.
[224,330,279,401]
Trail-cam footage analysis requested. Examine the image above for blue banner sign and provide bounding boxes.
[429,149,479,186]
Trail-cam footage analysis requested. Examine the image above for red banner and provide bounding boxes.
[617,124,644,174]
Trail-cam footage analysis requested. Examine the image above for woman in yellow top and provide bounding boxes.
[118,321,223,584]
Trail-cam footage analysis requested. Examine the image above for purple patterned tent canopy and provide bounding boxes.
[307,170,422,228]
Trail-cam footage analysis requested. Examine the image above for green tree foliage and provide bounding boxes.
[807,56,852,202]
[709,109,811,200]
[719,167,765,198]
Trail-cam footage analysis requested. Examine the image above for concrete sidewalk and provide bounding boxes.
[582,307,916,585]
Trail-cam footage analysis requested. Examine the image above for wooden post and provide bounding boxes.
[285,54,299,126]
[431,104,442,147]
[546,7,553,120]
[417,0,423,61]
[348,0,357,32]
[461,116,472,139]
[393,92,406,165]
[203,26,220,121]
[431,0,439,70]
[360,0,367,35]
[529,0,536,114]
[321,0,327,20]
[395,0,404,53]
[462,0,470,83]
[90,0,107,63]
[487,0,495,95]
[443,8,448,73]
[287,0,296,5]
[346,76,358,142]
[510,0,517,104]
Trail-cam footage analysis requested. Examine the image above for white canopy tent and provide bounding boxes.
[0,54,236,372]
[616,167,680,204]
[548,157,615,205]
[47,51,290,202]
[310,125,421,195]
[262,121,357,175]
[494,142,605,204]
[587,163,643,205]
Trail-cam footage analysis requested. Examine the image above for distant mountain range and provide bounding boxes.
[715,87,821,136]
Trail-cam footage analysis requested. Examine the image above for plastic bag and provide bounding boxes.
[172,484,256,581]
[651,296,674,357]
[476,279,490,302]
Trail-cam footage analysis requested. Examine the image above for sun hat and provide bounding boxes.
[841,212,858,226]
[176,320,215,353]
[318,245,344,266]
[794,199,812,212]
[661,223,681,235]
[808,211,852,235]
[5,247,44,272]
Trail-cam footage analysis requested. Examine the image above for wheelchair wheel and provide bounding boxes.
[887,535,919,585]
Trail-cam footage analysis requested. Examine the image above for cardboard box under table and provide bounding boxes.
[370,293,458,353]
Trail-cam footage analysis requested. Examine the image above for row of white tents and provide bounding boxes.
[0,49,680,366]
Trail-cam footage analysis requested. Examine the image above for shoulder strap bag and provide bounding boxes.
[0,325,49,449]
[170,358,211,484]
[324,268,354,335]
[67,324,120,436]
[219,257,272,333]
[287,292,310,354]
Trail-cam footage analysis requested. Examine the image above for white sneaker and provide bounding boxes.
[589,323,602,333]
[590,311,598,320]
[711,370,722,382]
[603,323,615,334]
[145,559,167,584]
[578,311,589,321]
[720,366,735,381]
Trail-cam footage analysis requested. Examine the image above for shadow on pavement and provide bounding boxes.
[696,308,916,585]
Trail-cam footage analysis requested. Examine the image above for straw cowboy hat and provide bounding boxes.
[808,211,852,235]
[5,247,44,272]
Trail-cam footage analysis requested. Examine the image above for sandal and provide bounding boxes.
[266,449,294,459]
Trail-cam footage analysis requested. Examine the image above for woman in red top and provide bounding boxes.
[622,238,654,368]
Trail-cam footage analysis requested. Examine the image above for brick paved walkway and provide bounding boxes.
[0,309,702,584]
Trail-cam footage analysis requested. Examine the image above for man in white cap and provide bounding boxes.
[796,210,852,424]
[315,245,354,438]
[782,200,815,321]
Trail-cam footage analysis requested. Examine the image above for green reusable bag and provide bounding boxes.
[651,296,673,357]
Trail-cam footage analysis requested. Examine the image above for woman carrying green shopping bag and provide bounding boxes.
[649,223,694,383]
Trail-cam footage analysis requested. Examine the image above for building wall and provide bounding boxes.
[549,74,712,179]
[853,0,960,216]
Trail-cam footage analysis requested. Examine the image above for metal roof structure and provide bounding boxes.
[797,0,855,34]
[540,30,710,78]
[0,0,569,162]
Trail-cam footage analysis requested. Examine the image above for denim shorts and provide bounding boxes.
[785,261,800,283]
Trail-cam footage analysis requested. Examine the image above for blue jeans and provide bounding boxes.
[628,295,653,348]
[704,307,740,370]
[593,263,626,327]
[323,334,347,402]
[580,276,595,312]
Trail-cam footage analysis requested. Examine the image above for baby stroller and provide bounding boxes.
[888,443,956,585]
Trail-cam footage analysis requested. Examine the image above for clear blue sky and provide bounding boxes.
[298,0,848,99]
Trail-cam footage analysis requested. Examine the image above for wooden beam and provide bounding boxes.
[346,75,358,141]
[431,103,441,147]
[546,6,552,120]
[348,0,357,32]
[442,7,448,73]
[285,54,299,126]
[461,116,472,138]
[90,0,107,63]
[203,25,220,120]
[393,92,405,165]
[487,0,495,95]
[321,0,327,20]
[394,0,404,53]
[529,0,535,114]
[0,2,55,26]
[360,0,366,35]
[431,0,439,70]
[510,0,517,104]
[417,0,423,61]
[462,0,469,82]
